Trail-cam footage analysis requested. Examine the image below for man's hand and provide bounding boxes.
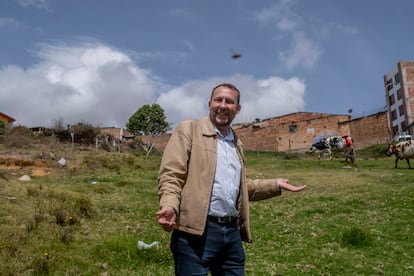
[156,207,177,232]
[277,178,307,192]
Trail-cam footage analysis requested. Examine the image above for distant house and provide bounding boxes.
[100,127,135,142]
[0,112,16,129]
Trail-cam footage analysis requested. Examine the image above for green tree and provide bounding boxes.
[126,104,169,135]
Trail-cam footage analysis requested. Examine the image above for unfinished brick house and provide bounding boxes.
[234,111,389,152]
[100,127,135,142]
[233,112,352,152]
[141,111,389,153]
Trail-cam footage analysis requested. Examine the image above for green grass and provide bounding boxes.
[1,149,413,275]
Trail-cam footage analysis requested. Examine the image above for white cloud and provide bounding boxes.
[0,41,157,127]
[279,32,321,69]
[0,17,21,28]
[16,0,51,11]
[181,39,195,51]
[255,0,298,31]
[0,41,306,129]
[158,75,306,127]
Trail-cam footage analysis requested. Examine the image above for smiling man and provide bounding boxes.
[156,83,307,275]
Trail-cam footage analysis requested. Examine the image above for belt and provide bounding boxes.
[208,215,237,224]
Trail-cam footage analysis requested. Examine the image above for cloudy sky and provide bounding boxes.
[0,0,413,128]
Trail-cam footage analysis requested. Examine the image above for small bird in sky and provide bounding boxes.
[231,49,241,59]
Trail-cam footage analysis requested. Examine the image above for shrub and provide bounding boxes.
[341,227,373,247]
[5,126,34,148]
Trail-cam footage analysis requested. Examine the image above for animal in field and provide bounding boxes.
[308,135,356,163]
[386,140,414,168]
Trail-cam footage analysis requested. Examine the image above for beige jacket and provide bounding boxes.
[158,117,282,242]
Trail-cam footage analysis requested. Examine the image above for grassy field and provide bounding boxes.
[0,146,413,275]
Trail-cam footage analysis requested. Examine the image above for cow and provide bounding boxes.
[308,135,356,163]
[386,140,414,168]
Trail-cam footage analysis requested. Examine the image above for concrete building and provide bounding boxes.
[384,61,414,140]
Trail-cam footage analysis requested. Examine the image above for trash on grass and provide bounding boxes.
[137,240,160,250]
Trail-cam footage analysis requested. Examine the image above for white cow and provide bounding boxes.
[386,140,414,168]
[308,135,356,163]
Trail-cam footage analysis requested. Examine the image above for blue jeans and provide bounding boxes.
[170,220,245,275]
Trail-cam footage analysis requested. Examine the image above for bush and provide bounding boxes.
[51,121,101,144]
[356,144,388,159]
[5,126,34,148]
[341,227,373,247]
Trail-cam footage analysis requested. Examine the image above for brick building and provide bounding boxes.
[140,111,389,153]
[233,112,351,152]
[100,127,135,142]
[347,111,389,149]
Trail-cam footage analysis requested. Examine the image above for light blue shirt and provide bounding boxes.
[208,127,241,217]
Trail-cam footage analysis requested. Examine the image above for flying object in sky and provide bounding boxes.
[231,50,241,59]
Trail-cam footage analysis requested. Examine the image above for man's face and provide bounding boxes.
[208,86,241,131]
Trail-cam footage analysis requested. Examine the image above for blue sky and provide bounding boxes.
[0,0,413,128]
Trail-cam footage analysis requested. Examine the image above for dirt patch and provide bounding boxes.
[0,155,53,177]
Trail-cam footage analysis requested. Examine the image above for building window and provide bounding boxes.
[394,72,401,84]
[388,94,395,105]
[288,124,298,133]
[401,121,407,131]
[391,109,397,120]
[396,89,402,100]
[393,125,399,135]
[386,79,393,90]
[399,105,405,116]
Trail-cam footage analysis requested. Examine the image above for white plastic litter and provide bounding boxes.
[57,157,66,167]
[18,175,31,181]
[137,240,160,250]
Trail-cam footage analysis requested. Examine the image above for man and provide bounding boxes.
[157,83,307,275]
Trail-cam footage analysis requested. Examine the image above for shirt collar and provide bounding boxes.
[214,126,234,142]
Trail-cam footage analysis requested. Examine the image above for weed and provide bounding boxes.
[341,227,374,247]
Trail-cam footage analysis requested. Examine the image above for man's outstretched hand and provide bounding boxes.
[277,178,307,192]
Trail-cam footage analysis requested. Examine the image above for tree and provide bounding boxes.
[126,104,169,135]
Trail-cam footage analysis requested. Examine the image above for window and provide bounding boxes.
[288,124,297,133]
[388,94,395,105]
[394,72,401,84]
[397,89,402,100]
[399,105,405,116]
[391,109,397,120]
[386,78,393,90]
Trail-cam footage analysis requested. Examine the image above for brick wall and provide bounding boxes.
[140,133,171,152]
[140,111,389,153]
[346,111,389,149]
[233,112,351,152]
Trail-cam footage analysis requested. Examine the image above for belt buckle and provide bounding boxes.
[217,217,227,223]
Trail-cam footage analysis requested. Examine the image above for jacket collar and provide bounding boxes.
[200,117,218,137]
[200,117,243,147]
